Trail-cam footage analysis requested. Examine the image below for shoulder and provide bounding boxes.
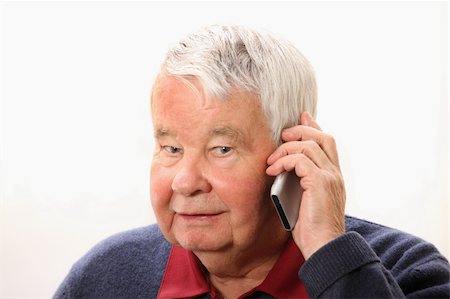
[345,215,450,295]
[81,224,170,262]
[345,215,447,267]
[53,224,172,299]
[301,216,449,298]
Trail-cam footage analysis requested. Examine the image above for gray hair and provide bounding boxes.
[161,24,317,144]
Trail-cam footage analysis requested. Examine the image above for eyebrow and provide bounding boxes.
[155,127,173,138]
[154,126,246,144]
[209,126,244,144]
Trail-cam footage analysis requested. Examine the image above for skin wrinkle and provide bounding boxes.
[153,77,270,156]
[209,127,242,146]
[156,126,247,150]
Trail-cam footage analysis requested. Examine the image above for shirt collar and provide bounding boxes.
[250,237,308,298]
[157,245,209,298]
[157,237,308,298]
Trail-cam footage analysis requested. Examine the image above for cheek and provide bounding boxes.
[217,149,276,226]
[210,170,273,249]
[150,163,176,240]
[150,164,173,207]
[211,163,271,215]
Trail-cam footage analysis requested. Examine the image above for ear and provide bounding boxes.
[300,112,322,130]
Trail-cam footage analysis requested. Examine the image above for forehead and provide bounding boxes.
[152,75,206,109]
[151,75,269,141]
[152,75,257,111]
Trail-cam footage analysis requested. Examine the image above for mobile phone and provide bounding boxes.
[270,171,303,231]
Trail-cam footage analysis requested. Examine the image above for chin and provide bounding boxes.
[175,230,230,252]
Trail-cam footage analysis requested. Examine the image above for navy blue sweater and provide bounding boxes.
[54,216,450,298]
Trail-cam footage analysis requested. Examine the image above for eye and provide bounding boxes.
[213,146,233,156]
[163,145,182,155]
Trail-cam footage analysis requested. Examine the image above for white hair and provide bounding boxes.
[160,24,317,144]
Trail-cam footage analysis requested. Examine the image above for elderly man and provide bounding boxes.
[54,25,449,298]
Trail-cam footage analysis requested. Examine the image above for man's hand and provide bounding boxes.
[266,112,346,260]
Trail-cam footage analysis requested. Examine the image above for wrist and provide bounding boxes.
[300,232,343,260]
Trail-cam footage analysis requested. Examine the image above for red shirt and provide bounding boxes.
[157,237,308,298]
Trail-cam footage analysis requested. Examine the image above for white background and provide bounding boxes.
[0,1,448,298]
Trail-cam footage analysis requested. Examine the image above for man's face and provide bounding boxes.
[151,75,280,253]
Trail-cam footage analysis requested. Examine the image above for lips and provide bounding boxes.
[171,199,226,221]
[178,212,221,217]
[174,208,223,216]
[177,212,222,222]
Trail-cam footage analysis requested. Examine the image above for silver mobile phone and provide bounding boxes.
[270,171,303,231]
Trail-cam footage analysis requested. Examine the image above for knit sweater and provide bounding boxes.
[53,216,450,298]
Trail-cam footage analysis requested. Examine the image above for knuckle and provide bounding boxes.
[306,140,321,151]
[323,133,336,146]
[286,141,305,155]
[287,158,296,169]
[295,140,317,156]
[280,146,289,157]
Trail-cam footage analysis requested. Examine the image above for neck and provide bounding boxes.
[194,222,289,298]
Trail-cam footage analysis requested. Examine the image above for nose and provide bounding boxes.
[171,157,212,196]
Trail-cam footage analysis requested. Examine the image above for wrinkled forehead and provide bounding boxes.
[150,74,272,145]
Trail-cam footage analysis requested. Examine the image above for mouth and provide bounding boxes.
[177,212,222,222]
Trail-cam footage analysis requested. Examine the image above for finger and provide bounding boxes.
[301,111,322,130]
[267,140,331,169]
[266,153,318,178]
[281,126,340,167]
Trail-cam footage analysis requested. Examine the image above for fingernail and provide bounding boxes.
[266,165,276,176]
[267,152,276,164]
